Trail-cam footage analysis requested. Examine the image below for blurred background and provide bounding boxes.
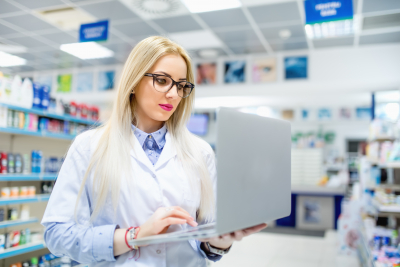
[0,0,400,266]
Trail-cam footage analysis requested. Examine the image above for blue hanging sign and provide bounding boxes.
[79,20,109,42]
[304,0,353,24]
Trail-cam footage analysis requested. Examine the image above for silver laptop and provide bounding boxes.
[129,107,291,247]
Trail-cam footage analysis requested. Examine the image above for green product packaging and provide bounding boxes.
[19,230,26,245]
[31,257,38,267]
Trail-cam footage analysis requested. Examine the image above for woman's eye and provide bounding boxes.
[156,78,166,84]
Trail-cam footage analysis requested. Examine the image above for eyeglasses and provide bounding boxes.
[144,73,194,99]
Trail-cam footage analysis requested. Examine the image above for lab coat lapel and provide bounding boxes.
[130,134,155,171]
[154,132,177,170]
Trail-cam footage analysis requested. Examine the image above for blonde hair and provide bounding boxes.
[75,36,215,223]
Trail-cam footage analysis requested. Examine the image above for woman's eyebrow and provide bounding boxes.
[156,71,186,80]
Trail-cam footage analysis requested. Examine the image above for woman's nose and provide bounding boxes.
[166,85,179,99]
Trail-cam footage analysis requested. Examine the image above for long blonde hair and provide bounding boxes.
[75,36,215,223]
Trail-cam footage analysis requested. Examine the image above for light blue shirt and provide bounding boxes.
[42,125,222,264]
[131,124,167,166]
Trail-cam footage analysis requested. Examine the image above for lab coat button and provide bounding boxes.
[156,249,161,254]
[152,174,156,178]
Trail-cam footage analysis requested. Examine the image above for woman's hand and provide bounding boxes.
[199,223,268,250]
[137,206,198,241]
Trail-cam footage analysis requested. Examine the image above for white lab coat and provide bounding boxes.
[41,128,217,267]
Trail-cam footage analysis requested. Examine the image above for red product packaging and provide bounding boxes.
[80,104,88,119]
[0,152,7,174]
[70,101,77,117]
[10,230,20,247]
[91,106,99,121]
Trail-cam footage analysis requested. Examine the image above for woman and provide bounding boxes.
[42,36,267,266]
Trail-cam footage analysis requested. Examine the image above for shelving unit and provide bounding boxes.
[0,242,46,260]
[0,103,99,263]
[0,195,50,205]
[0,103,98,125]
[0,174,56,181]
[0,128,75,140]
[0,103,99,140]
[357,225,376,267]
[0,218,38,229]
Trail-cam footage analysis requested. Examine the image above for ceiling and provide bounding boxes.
[0,0,399,73]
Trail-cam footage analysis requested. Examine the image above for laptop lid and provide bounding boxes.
[216,108,291,234]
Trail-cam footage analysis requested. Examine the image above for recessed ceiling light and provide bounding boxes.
[279,29,291,40]
[181,0,241,13]
[0,51,26,67]
[198,49,219,58]
[169,30,223,50]
[60,42,114,59]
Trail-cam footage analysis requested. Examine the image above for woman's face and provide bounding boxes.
[134,54,187,126]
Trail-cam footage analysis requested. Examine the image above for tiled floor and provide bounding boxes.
[209,230,360,267]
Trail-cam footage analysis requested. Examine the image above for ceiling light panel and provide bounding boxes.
[60,42,114,59]
[0,51,27,67]
[182,0,241,13]
[168,30,224,50]
[37,7,96,30]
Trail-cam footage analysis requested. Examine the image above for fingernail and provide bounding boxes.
[193,222,198,226]
[189,216,194,220]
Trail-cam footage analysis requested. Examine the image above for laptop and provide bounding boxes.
[129,107,291,247]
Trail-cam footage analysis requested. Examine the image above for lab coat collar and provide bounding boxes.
[130,131,177,171]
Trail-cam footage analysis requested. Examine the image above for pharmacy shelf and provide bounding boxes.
[373,184,400,191]
[368,136,395,142]
[0,103,98,125]
[0,174,56,181]
[0,194,50,205]
[375,204,400,213]
[0,127,75,140]
[357,225,376,267]
[0,241,46,260]
[386,162,400,169]
[0,217,38,229]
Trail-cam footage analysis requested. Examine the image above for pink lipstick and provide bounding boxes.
[159,104,173,111]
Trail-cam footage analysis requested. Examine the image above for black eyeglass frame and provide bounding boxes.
[144,73,195,99]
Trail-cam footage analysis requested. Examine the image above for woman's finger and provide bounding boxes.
[160,209,194,221]
[233,231,244,241]
[172,206,192,217]
[243,223,268,236]
[160,217,187,228]
[222,234,232,241]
